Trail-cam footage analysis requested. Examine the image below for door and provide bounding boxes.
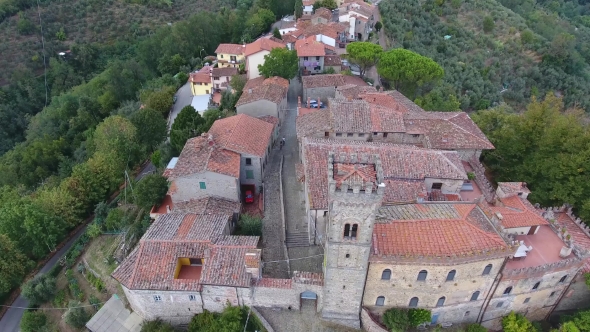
[431,313,440,325]
[528,226,537,235]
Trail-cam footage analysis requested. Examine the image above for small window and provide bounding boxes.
[550,291,556,297]
[336,133,342,137]
[189,258,202,266]
[432,183,443,190]
[411,134,420,138]
[358,133,365,137]
[189,295,197,301]
[503,286,512,295]
[214,76,220,80]
[465,311,470,317]
[496,301,504,308]
[245,158,252,165]
[471,291,480,301]
[381,269,391,280]
[199,182,206,189]
[304,56,308,61]
[154,295,162,302]
[383,133,388,138]
[206,90,209,94]
[325,132,329,137]
[344,223,350,237]
[533,282,540,290]
[436,297,446,307]
[345,253,350,258]
[559,275,568,283]
[373,132,378,135]
[220,54,224,58]
[246,170,254,179]
[347,133,353,137]
[376,296,385,306]
[446,270,456,281]
[316,56,320,60]
[409,297,419,308]
[351,224,358,239]
[417,270,427,281]
[523,297,530,304]
[483,264,493,275]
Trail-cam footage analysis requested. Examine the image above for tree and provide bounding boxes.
[144,86,176,115]
[230,74,247,95]
[466,324,488,332]
[20,311,49,332]
[383,308,411,332]
[189,310,220,332]
[135,174,169,211]
[170,105,206,153]
[130,108,168,153]
[414,86,461,111]
[408,308,431,327]
[0,234,32,298]
[238,214,263,236]
[520,29,535,45]
[22,274,57,305]
[375,21,382,32]
[377,48,444,97]
[295,0,303,18]
[65,301,91,328]
[258,47,298,79]
[502,312,536,332]
[483,16,495,33]
[345,42,383,78]
[91,115,140,170]
[142,319,177,332]
[273,27,282,39]
[559,322,581,332]
[314,0,337,10]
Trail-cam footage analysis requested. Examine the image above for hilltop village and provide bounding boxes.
[102,1,590,331]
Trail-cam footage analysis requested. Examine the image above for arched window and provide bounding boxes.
[381,269,391,280]
[482,264,493,275]
[436,297,446,307]
[446,270,456,281]
[343,223,350,237]
[376,296,385,306]
[417,270,428,281]
[559,275,568,283]
[343,223,358,239]
[533,282,540,290]
[470,291,480,301]
[409,297,419,308]
[503,286,512,295]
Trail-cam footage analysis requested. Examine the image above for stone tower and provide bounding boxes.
[321,152,385,329]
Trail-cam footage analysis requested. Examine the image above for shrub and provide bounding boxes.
[467,172,476,180]
[466,323,488,332]
[53,289,67,307]
[238,214,263,236]
[134,174,169,211]
[408,308,431,327]
[89,294,101,311]
[383,308,411,332]
[65,301,91,328]
[20,310,48,332]
[483,16,495,33]
[21,274,57,305]
[141,319,177,332]
[502,312,536,332]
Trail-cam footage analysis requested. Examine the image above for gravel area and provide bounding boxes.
[257,303,360,332]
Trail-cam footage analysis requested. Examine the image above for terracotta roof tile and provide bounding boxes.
[296,108,331,138]
[313,8,332,20]
[382,179,426,203]
[555,212,590,251]
[209,114,274,157]
[498,182,530,195]
[302,138,467,209]
[258,115,280,127]
[237,77,289,107]
[324,55,342,66]
[215,44,245,55]
[373,204,508,258]
[244,38,286,56]
[254,278,292,289]
[212,67,239,77]
[336,84,376,99]
[302,74,367,89]
[282,34,299,44]
[189,66,212,84]
[295,36,326,57]
[174,196,241,215]
[169,136,241,179]
[492,196,549,228]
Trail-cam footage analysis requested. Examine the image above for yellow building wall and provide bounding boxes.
[191,82,212,96]
[217,53,245,68]
[174,257,191,278]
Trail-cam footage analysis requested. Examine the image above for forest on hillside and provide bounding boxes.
[0,0,293,303]
[378,0,590,112]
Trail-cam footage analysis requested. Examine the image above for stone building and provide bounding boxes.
[236,76,289,123]
[302,74,367,103]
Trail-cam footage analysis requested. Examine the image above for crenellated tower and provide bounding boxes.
[321,152,384,329]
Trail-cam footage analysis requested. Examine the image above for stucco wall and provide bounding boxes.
[299,56,325,75]
[201,285,243,312]
[191,82,212,96]
[217,53,244,68]
[247,51,269,80]
[316,34,336,47]
[240,153,264,193]
[424,178,464,194]
[172,172,240,203]
[237,99,279,119]
[505,226,535,236]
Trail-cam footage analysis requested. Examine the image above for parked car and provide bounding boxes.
[245,190,254,204]
[309,100,325,108]
[173,95,178,104]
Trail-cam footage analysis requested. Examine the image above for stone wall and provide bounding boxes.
[172,172,240,203]
[554,273,590,312]
[237,99,279,120]
[303,87,337,103]
[361,308,388,332]
[251,307,275,332]
[468,156,496,203]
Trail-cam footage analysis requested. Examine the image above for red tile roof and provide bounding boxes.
[112,213,260,291]
[313,8,333,21]
[302,74,367,89]
[208,114,274,157]
[244,38,286,56]
[189,66,212,84]
[302,138,467,209]
[382,179,427,203]
[372,204,509,259]
[492,196,549,228]
[215,44,245,55]
[169,136,241,179]
[498,182,530,196]
[324,55,342,66]
[295,36,326,57]
[174,196,242,215]
[555,212,590,252]
[282,34,299,44]
[212,67,239,77]
[254,278,293,289]
[236,77,289,107]
[337,84,377,99]
[296,108,331,138]
[258,115,280,127]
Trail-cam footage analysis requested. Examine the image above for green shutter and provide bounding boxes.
[199,182,206,189]
[246,170,254,179]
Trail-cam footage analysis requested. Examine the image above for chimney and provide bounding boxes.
[307,97,310,108]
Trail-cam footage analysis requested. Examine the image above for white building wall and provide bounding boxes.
[171,172,240,203]
[316,34,336,47]
[247,51,270,80]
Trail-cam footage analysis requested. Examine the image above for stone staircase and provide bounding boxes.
[286,231,310,248]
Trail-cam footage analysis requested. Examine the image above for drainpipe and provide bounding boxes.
[478,257,508,323]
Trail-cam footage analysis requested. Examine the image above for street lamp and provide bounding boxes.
[200,48,206,59]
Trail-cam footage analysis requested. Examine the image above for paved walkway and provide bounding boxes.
[168,82,193,131]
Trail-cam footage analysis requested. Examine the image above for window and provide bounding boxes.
[304,56,309,61]
[533,282,540,290]
[383,133,388,138]
[559,275,568,283]
[432,182,443,190]
[316,56,320,60]
[206,90,209,94]
[503,286,512,295]
[471,291,480,301]
[523,297,530,304]
[417,270,427,281]
[154,295,162,302]
[550,291,556,297]
[411,134,420,138]
[343,223,358,239]
[409,297,419,308]
[245,158,252,165]
[381,269,391,280]
[496,301,504,308]
[214,76,220,80]
[246,170,254,179]
[436,297,446,307]
[358,133,365,137]
[336,133,342,137]
[189,295,197,301]
[446,270,456,281]
[483,264,493,275]
[347,133,353,137]
[376,296,385,306]
[345,253,350,258]
[465,311,470,317]
[220,54,224,58]
[344,224,350,237]
[351,224,358,238]
[325,132,329,137]
[189,258,202,265]
[199,182,206,189]
[373,132,378,135]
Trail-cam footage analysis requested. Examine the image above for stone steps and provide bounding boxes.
[286,232,310,248]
